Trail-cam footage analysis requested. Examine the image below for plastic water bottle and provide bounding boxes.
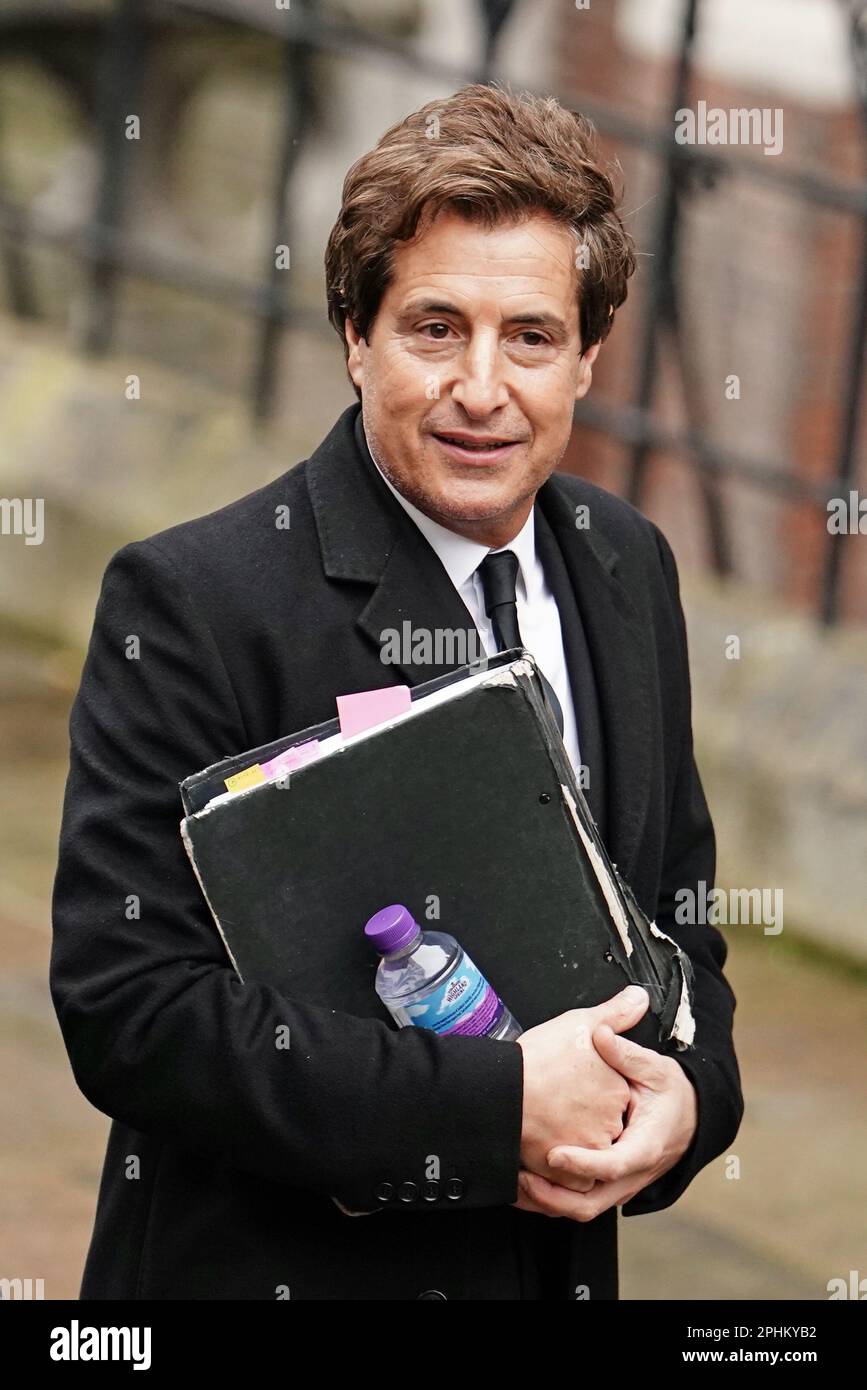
[364,903,522,1040]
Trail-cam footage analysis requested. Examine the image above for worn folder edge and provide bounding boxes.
[486,659,696,1050]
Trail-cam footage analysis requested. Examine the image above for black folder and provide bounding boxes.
[179,650,695,1052]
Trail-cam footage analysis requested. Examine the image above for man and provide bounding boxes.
[51,83,743,1300]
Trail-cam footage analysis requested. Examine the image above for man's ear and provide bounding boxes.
[344,319,366,392]
[575,341,601,401]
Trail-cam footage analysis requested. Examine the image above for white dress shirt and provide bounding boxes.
[366,437,582,774]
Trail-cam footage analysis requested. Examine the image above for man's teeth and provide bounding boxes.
[440,436,509,450]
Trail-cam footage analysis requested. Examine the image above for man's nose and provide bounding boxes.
[451,333,510,415]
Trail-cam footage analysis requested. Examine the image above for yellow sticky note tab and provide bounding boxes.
[224,764,266,793]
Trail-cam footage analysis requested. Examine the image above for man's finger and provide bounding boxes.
[516,1169,642,1222]
[540,1164,596,1194]
[592,1023,666,1086]
[511,1167,591,1212]
[545,1129,658,1184]
[587,985,649,1033]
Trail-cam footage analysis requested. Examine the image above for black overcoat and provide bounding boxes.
[50,403,743,1300]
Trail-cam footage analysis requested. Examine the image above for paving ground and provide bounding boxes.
[2,678,865,1301]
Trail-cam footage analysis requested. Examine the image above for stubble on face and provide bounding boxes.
[361,394,558,538]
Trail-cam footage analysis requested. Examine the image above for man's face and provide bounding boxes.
[345,209,600,547]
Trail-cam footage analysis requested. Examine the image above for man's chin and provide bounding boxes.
[420,482,533,529]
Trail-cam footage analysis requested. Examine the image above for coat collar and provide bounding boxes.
[305,404,653,878]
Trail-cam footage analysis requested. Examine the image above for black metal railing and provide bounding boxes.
[0,0,865,624]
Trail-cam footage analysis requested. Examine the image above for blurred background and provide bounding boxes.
[1,0,865,1300]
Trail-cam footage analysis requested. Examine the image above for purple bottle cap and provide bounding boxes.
[364,903,421,955]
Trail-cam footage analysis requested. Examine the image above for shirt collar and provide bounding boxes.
[363,423,539,599]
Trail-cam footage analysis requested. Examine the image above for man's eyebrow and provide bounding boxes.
[398,299,570,333]
[398,299,464,319]
[504,310,569,334]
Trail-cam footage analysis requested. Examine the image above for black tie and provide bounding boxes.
[477,550,565,736]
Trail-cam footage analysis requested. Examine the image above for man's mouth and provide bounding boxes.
[431,433,523,462]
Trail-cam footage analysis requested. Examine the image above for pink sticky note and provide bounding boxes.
[261,740,321,779]
[336,685,412,738]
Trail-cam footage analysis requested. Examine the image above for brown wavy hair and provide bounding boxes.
[325,82,636,399]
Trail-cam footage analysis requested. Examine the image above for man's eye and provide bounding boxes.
[420,322,452,339]
[515,331,549,347]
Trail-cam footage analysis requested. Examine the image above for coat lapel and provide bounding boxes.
[536,477,655,882]
[356,524,484,686]
[305,405,483,688]
[533,503,607,837]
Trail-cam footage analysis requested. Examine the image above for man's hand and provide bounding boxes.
[515,986,649,1193]
[514,1018,699,1221]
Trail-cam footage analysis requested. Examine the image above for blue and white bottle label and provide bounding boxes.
[404,954,503,1036]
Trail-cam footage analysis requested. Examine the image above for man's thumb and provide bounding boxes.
[591,984,649,1033]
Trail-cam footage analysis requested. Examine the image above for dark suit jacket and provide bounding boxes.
[50,402,743,1300]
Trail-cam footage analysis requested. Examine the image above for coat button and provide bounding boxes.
[422,1179,440,1202]
[417,1289,447,1300]
[375,1181,395,1203]
[398,1180,418,1203]
[445,1177,464,1200]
